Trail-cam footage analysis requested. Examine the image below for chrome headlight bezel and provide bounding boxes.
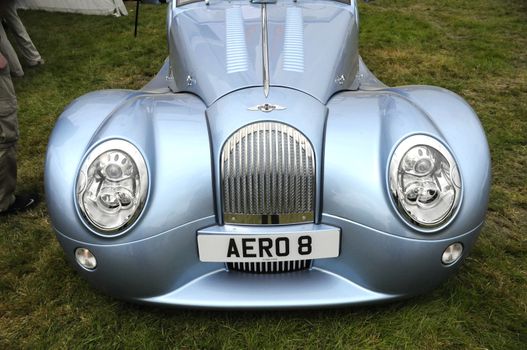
[388,135,462,231]
[75,139,149,237]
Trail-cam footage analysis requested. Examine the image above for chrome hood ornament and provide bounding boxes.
[261,4,270,97]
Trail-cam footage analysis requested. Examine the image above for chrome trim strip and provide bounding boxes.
[262,4,270,97]
[224,212,314,225]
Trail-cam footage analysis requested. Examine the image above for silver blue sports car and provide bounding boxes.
[45,0,491,308]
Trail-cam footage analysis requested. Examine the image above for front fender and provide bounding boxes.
[323,87,491,240]
[45,91,215,245]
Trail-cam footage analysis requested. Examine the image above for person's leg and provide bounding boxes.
[0,146,16,212]
[0,21,23,76]
[0,58,18,212]
[3,3,42,66]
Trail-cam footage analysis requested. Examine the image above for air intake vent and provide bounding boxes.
[227,260,312,273]
[225,7,249,74]
[283,7,304,73]
[221,122,315,225]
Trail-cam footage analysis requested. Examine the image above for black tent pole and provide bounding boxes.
[134,0,140,37]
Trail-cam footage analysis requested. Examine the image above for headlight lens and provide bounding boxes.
[76,140,148,234]
[389,135,461,228]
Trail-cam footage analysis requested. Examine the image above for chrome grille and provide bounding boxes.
[227,260,312,273]
[221,122,315,225]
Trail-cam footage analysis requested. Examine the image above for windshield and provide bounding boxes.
[176,0,351,6]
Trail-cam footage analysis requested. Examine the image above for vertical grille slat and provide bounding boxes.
[222,122,315,224]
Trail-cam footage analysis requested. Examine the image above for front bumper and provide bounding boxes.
[55,215,482,308]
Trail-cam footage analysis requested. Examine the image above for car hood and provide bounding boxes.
[168,0,359,105]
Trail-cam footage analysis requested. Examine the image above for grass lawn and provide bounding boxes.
[1,0,526,348]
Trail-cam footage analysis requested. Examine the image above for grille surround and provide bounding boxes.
[221,121,316,225]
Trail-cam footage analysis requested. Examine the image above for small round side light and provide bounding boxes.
[442,243,463,265]
[75,248,97,270]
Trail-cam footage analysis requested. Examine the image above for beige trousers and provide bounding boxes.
[0,3,42,76]
[0,21,23,77]
[0,52,18,212]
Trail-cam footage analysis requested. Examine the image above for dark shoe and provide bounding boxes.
[27,59,45,67]
[10,70,24,78]
[0,194,38,215]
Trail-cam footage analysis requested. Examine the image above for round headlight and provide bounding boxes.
[76,140,148,235]
[389,135,461,228]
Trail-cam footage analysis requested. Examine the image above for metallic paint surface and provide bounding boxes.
[45,0,491,308]
[52,217,482,307]
[168,0,359,105]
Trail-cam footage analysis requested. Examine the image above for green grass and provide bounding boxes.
[1,1,526,348]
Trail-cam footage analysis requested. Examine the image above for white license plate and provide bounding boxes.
[198,226,340,263]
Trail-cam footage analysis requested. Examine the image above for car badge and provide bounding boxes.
[248,103,287,113]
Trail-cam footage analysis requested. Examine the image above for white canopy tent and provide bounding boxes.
[16,0,128,16]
